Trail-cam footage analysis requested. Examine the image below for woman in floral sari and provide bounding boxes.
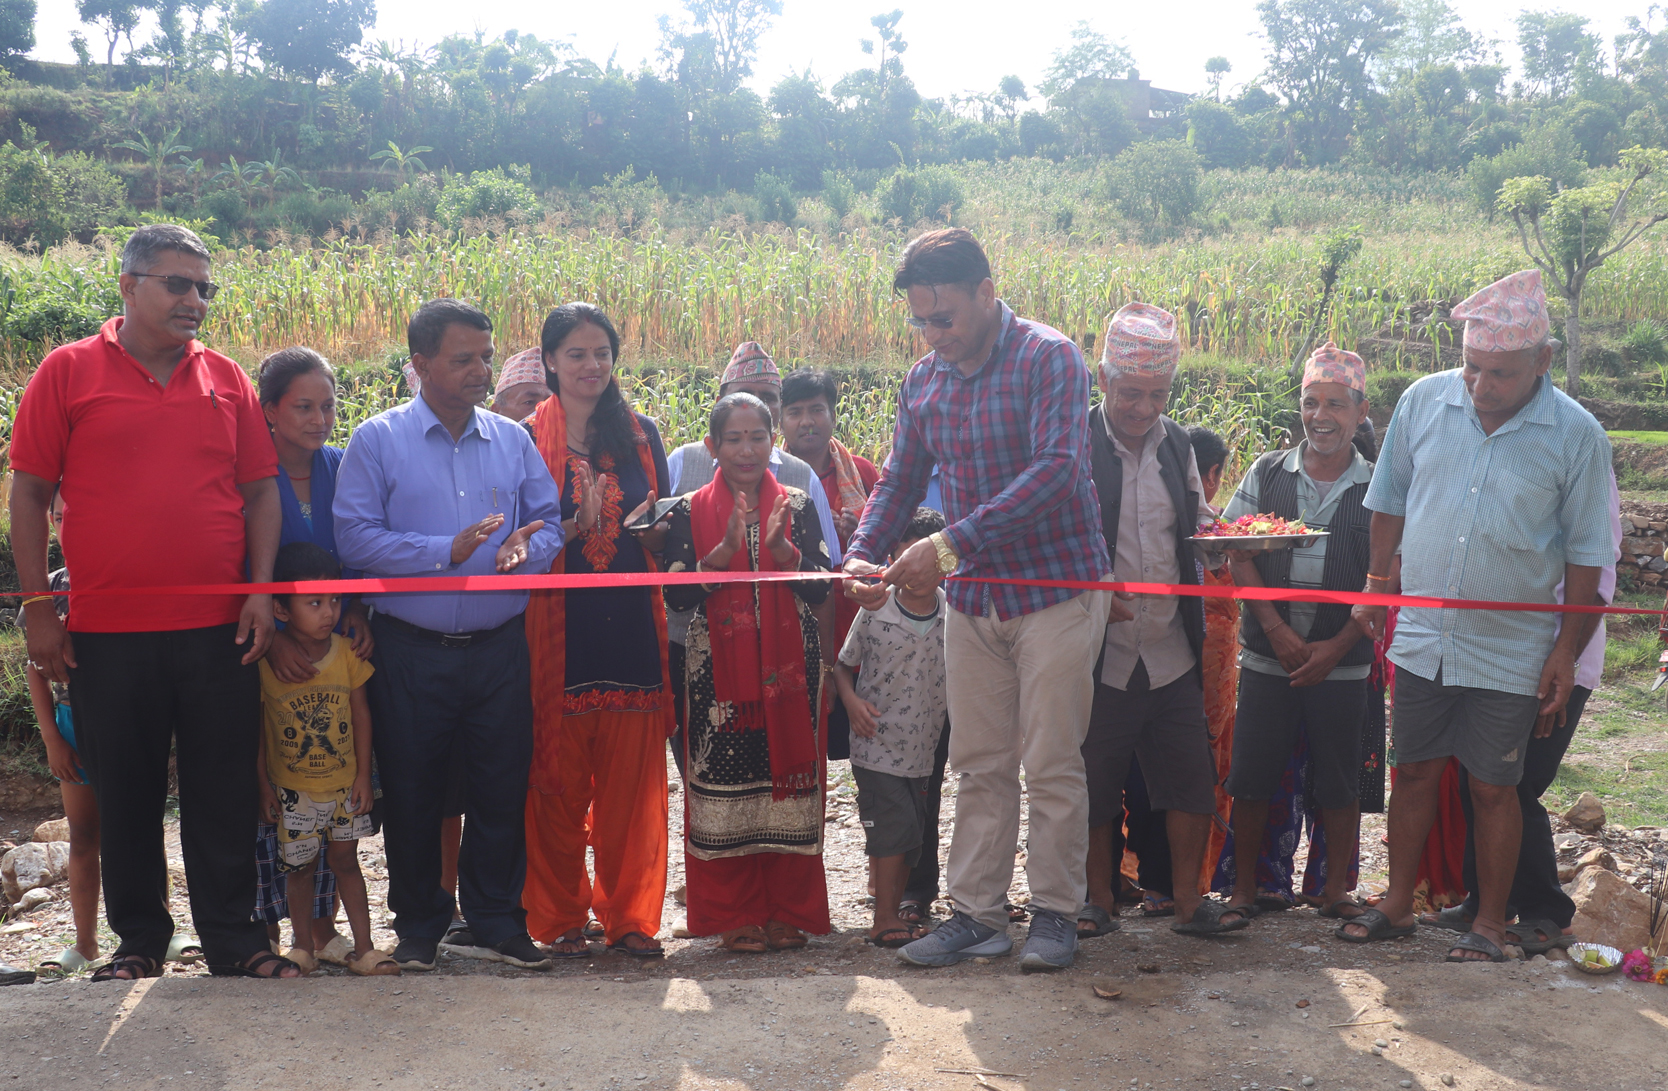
[663,392,833,953]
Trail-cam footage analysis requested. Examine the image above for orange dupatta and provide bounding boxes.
[525,391,675,797]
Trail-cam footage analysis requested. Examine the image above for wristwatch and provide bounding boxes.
[928,531,960,575]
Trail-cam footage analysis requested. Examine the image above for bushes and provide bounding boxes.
[875,165,963,224]
[0,137,127,245]
[1104,140,1204,230]
[435,167,541,230]
[1466,125,1587,215]
[0,260,119,346]
[753,170,797,224]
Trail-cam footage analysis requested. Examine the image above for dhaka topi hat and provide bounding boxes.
[495,347,547,395]
[1451,269,1550,353]
[1303,341,1366,394]
[721,341,780,386]
[1102,302,1181,375]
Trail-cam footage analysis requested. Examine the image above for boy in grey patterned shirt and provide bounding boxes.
[834,509,950,948]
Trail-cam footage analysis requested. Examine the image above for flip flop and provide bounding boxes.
[0,961,37,987]
[607,932,665,959]
[1141,894,1176,918]
[283,948,318,975]
[582,918,606,941]
[346,949,401,976]
[1076,903,1121,939]
[1504,919,1573,956]
[316,934,354,967]
[92,953,161,982]
[897,899,927,926]
[39,948,92,975]
[166,934,204,965]
[1335,907,1417,944]
[868,927,919,949]
[1254,892,1296,913]
[1171,900,1251,935]
[209,950,301,978]
[719,926,769,953]
[765,920,808,951]
[1445,930,1510,963]
[1419,905,1474,933]
[1006,902,1030,922]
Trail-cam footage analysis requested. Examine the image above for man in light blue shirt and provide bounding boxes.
[335,298,562,973]
[1342,270,1612,964]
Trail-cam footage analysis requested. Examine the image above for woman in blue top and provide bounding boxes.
[254,347,375,965]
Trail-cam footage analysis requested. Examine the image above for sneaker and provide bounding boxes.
[487,933,553,970]
[392,936,438,972]
[437,927,497,961]
[898,911,1012,967]
[1018,908,1078,972]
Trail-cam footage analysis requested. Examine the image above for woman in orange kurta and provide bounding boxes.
[522,303,675,958]
[1189,426,1240,893]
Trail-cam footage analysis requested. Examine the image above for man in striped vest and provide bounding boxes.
[1218,342,1377,924]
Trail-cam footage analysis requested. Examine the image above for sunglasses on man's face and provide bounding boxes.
[132,272,219,301]
[905,315,955,331]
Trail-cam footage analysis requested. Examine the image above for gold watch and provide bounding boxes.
[928,531,960,575]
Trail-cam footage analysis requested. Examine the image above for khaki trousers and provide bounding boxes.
[943,590,1111,929]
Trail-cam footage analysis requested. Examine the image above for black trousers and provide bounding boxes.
[1458,686,1590,928]
[69,624,268,966]
[368,613,533,947]
[902,718,951,904]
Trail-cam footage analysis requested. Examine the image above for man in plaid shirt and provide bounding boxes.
[845,228,1114,971]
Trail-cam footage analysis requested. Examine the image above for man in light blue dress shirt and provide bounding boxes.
[1342,270,1613,963]
[335,299,562,972]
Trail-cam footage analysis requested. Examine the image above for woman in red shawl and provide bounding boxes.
[522,303,674,959]
[663,391,833,954]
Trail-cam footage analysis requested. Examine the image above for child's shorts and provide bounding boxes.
[274,785,373,872]
[852,765,933,866]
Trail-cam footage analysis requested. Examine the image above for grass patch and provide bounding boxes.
[1548,754,1668,828]
[1606,631,1663,678]
[1610,430,1668,444]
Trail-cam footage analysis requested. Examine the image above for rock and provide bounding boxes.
[1570,866,1657,951]
[1651,522,1668,533]
[1628,515,1651,530]
[0,841,70,904]
[1623,536,1664,557]
[12,887,52,913]
[1554,831,1584,851]
[1558,864,1577,883]
[1562,792,1607,833]
[1302,1080,1316,1088]
[32,818,69,844]
[1649,557,1668,574]
[1576,846,1616,872]
[1441,1075,1455,1087]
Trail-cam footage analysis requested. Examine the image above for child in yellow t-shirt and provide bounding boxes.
[258,542,394,976]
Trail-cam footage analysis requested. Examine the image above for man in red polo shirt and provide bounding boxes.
[10,224,294,980]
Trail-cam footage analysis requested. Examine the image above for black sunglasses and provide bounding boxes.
[132,272,219,301]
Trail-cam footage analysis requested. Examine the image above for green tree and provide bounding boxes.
[1516,10,1599,99]
[659,0,781,95]
[1498,147,1668,395]
[76,0,152,69]
[245,0,376,82]
[369,140,433,183]
[1104,140,1204,230]
[1256,0,1403,165]
[1187,99,1253,168]
[0,0,36,60]
[1205,56,1231,101]
[111,126,192,208]
[1378,0,1479,79]
[859,10,908,100]
[993,75,1029,127]
[1039,21,1135,101]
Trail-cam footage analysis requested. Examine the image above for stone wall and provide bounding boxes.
[1620,499,1668,588]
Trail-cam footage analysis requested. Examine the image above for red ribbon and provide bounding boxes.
[8,572,1662,617]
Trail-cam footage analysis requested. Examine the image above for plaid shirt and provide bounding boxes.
[848,303,1110,619]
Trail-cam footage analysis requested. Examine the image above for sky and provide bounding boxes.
[27,0,1666,103]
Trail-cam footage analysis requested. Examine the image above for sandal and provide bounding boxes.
[92,953,161,982]
[719,926,769,953]
[583,918,606,941]
[1335,907,1417,944]
[316,934,354,967]
[1445,930,1510,963]
[346,949,401,976]
[608,932,665,959]
[1419,905,1474,933]
[897,899,927,926]
[1504,918,1573,956]
[868,927,919,949]
[765,920,807,950]
[1006,902,1030,922]
[1076,903,1121,939]
[1254,892,1296,913]
[548,931,590,959]
[209,950,302,978]
[1318,898,1367,920]
[1172,900,1252,936]
[166,934,204,965]
[39,948,93,975]
[283,948,318,975]
[1141,894,1175,918]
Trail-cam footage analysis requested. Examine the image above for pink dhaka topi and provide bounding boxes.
[1303,341,1367,394]
[1102,302,1181,375]
[721,341,780,386]
[495,347,547,394]
[1451,269,1550,352]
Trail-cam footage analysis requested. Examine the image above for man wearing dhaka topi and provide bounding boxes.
[1343,269,1614,963]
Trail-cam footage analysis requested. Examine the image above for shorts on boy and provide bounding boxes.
[1390,667,1540,787]
[853,764,934,866]
[252,823,337,923]
[1082,659,1216,824]
[274,785,374,872]
[1226,672,1368,809]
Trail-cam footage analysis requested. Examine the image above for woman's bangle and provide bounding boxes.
[19,595,54,608]
[1365,572,1393,583]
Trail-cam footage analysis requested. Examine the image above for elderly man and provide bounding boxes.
[1345,270,1613,962]
[10,224,291,979]
[1075,303,1241,941]
[845,228,1111,971]
[335,298,563,972]
[1220,342,1377,923]
[490,347,552,422]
